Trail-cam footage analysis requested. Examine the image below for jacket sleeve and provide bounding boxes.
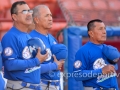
[41,62,58,73]
[4,57,40,71]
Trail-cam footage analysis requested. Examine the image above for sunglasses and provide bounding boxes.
[17,10,33,14]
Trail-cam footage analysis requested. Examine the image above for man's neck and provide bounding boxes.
[35,26,49,35]
[14,22,29,33]
[89,39,103,45]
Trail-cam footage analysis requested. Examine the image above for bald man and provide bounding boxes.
[29,5,65,90]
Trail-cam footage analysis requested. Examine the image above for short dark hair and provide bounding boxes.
[10,1,26,15]
[87,19,103,31]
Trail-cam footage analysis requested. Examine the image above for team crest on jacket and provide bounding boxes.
[4,47,13,56]
[74,60,82,68]
[93,58,106,70]
[94,58,116,83]
[22,46,32,59]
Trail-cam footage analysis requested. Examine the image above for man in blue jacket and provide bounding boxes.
[73,19,120,90]
[1,1,65,90]
[29,5,66,90]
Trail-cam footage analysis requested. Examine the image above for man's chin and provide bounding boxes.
[26,22,32,26]
[101,40,106,43]
[47,27,52,29]
[25,20,32,24]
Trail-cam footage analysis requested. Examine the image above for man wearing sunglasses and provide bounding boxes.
[1,1,49,90]
[1,1,65,90]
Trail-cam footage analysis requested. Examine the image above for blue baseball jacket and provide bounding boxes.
[73,41,119,90]
[1,27,58,84]
[30,30,60,80]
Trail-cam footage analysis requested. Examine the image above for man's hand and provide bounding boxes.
[102,65,115,74]
[36,48,48,63]
[53,55,64,70]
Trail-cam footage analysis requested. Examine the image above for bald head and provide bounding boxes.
[32,5,49,18]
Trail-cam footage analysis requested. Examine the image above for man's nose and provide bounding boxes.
[103,29,106,33]
[49,16,53,21]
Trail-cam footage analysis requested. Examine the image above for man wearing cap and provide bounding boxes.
[73,19,120,90]
[29,5,67,90]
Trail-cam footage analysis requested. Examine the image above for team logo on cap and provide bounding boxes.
[29,45,36,53]
[74,60,82,68]
[4,47,13,56]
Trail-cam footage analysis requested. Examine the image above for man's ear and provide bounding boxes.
[34,17,39,24]
[12,14,17,21]
[88,30,93,37]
